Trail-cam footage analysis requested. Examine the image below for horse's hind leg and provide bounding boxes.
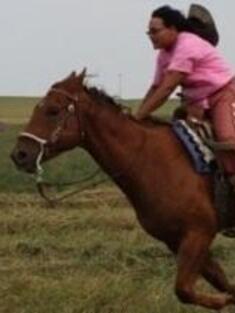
[175,230,234,310]
[202,256,235,296]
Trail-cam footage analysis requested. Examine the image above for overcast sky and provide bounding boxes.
[1,0,235,99]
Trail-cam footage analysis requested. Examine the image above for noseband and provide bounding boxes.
[20,88,84,178]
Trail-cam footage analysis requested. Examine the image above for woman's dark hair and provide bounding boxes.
[152,6,188,32]
[151,5,219,46]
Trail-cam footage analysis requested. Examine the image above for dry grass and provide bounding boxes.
[0,188,234,313]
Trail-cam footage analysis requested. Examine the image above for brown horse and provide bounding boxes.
[11,70,235,310]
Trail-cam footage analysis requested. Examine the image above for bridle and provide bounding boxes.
[20,87,85,180]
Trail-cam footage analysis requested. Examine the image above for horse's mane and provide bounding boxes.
[85,85,123,111]
[53,75,171,126]
[85,86,171,126]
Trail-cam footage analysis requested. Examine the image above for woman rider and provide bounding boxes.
[135,5,235,185]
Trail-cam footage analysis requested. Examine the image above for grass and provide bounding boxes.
[0,190,235,313]
[0,96,39,124]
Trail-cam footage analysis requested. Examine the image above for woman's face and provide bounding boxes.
[147,17,178,50]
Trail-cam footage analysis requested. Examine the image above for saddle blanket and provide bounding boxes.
[172,119,215,174]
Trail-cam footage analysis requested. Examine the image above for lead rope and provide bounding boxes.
[20,132,106,207]
[36,167,109,207]
[35,146,109,207]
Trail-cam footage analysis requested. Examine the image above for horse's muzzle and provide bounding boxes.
[11,138,41,173]
[11,148,35,173]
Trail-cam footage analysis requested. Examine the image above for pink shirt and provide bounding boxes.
[153,32,234,109]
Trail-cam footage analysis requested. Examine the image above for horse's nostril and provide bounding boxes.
[17,150,27,161]
[11,147,37,173]
[11,149,28,166]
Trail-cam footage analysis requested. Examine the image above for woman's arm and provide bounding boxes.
[142,84,157,103]
[135,71,185,120]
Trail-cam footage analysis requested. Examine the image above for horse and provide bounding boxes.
[11,69,235,310]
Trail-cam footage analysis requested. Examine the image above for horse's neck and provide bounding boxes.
[83,104,144,181]
[81,102,177,213]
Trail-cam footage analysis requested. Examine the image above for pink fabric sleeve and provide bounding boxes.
[167,38,197,74]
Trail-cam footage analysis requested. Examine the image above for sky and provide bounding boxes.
[1,0,235,99]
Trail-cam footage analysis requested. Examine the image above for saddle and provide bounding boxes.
[172,117,235,237]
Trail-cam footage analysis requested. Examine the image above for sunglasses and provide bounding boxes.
[146,27,166,36]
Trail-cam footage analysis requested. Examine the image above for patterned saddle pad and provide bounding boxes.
[172,119,215,174]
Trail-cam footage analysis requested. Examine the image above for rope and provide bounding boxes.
[36,167,109,207]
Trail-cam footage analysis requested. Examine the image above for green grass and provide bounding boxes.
[0,191,234,313]
[0,96,39,124]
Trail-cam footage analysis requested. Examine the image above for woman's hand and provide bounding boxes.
[134,107,149,121]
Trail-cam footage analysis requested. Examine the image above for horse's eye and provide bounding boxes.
[47,107,59,117]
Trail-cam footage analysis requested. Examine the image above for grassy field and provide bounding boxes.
[0,96,39,124]
[0,97,235,313]
[0,189,235,313]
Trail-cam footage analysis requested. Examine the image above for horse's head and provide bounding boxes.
[11,69,87,173]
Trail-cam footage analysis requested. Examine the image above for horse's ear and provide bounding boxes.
[70,71,76,78]
[77,68,87,84]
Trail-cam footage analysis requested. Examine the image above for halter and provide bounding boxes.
[20,88,85,180]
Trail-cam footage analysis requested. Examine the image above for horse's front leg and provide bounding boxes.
[175,230,235,310]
